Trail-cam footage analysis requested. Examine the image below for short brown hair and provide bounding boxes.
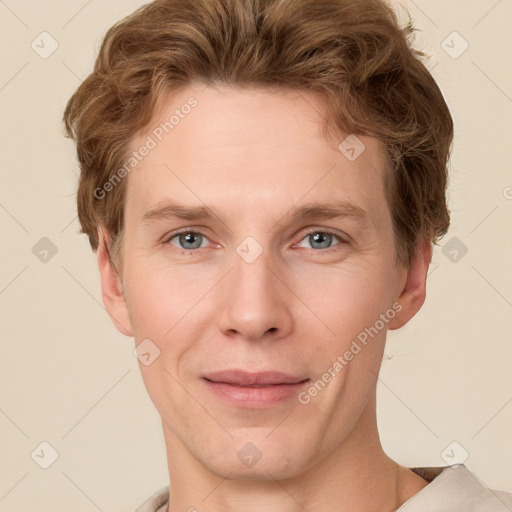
[63,0,453,272]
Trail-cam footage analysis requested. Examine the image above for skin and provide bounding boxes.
[98,82,432,511]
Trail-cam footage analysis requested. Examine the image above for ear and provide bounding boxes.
[97,228,133,337]
[388,239,433,330]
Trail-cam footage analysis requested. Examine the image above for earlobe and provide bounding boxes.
[96,228,133,337]
[388,239,433,331]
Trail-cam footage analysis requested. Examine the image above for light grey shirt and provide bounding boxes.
[135,464,512,512]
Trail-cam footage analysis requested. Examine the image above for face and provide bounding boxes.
[99,82,429,480]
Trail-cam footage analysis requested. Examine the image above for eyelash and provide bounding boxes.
[163,228,348,255]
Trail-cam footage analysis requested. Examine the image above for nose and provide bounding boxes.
[216,245,293,342]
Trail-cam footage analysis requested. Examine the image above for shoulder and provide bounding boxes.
[134,466,512,512]
[398,464,512,511]
[134,485,169,512]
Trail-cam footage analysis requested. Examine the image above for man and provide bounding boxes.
[63,0,512,510]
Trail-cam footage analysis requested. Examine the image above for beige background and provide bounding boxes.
[1,0,511,510]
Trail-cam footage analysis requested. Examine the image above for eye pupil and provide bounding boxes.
[180,232,202,249]
[310,232,332,249]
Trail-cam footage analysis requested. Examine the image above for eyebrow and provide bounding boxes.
[141,199,370,228]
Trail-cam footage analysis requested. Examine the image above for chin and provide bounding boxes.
[200,435,316,482]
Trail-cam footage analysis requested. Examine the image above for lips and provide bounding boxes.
[201,370,311,408]
[203,370,309,387]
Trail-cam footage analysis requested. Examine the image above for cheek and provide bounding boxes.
[123,261,207,414]
[291,258,398,345]
[123,256,212,338]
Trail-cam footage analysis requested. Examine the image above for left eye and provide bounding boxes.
[168,232,210,251]
[297,230,343,250]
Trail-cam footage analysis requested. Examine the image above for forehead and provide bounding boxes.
[126,83,388,223]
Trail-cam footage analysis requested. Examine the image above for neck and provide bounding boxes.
[162,394,426,512]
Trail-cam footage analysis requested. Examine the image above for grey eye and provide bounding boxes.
[169,232,208,250]
[297,231,342,250]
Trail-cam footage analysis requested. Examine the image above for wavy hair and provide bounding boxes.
[63,0,453,271]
